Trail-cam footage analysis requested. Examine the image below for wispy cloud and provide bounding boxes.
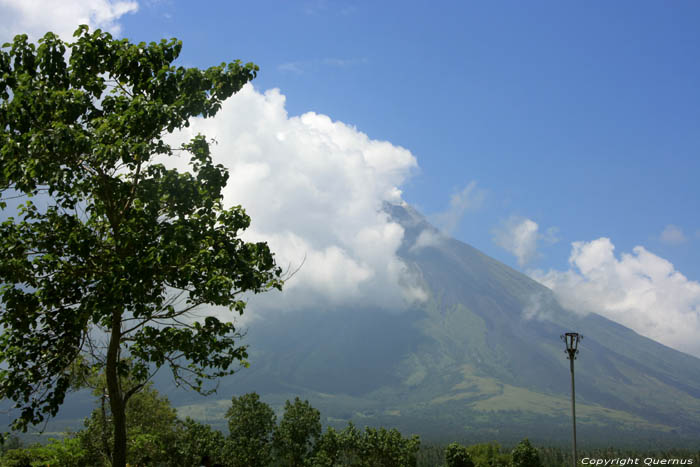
[660,224,687,245]
[322,57,368,67]
[303,0,328,15]
[278,62,305,74]
[493,217,539,267]
[522,291,558,322]
[278,57,368,74]
[410,228,445,252]
[431,181,485,234]
[492,216,558,267]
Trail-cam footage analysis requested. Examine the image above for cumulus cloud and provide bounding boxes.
[660,224,687,245]
[0,0,138,42]
[530,238,700,358]
[431,181,485,234]
[166,84,425,314]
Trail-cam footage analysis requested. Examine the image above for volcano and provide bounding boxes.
[172,203,700,446]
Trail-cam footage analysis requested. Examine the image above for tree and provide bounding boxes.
[174,418,228,467]
[225,392,276,467]
[356,426,420,467]
[309,422,420,467]
[510,439,542,467]
[78,382,180,465]
[309,426,345,467]
[0,26,282,467]
[273,397,322,467]
[445,442,475,467]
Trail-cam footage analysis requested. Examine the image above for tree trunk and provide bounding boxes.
[106,310,127,467]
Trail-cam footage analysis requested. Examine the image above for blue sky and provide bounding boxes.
[2,1,700,357]
[120,1,700,276]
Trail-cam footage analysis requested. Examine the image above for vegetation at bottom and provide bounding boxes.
[0,386,418,467]
[3,385,696,467]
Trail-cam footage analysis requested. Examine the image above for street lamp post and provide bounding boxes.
[562,332,582,467]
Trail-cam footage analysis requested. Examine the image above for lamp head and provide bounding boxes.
[561,332,582,360]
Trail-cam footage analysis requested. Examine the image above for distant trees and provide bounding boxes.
[310,422,420,467]
[223,393,420,467]
[226,392,277,466]
[466,441,511,467]
[353,426,421,467]
[174,418,228,467]
[0,390,424,466]
[445,442,474,467]
[442,441,512,467]
[510,438,543,467]
[0,387,554,467]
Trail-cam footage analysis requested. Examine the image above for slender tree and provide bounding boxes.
[225,392,276,467]
[0,26,282,467]
[274,397,322,467]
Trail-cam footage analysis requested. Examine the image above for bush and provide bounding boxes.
[445,442,474,467]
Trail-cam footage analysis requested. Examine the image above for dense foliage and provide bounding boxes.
[445,442,474,467]
[274,397,322,466]
[2,387,699,466]
[226,392,276,466]
[510,439,542,467]
[0,27,281,466]
[0,390,423,466]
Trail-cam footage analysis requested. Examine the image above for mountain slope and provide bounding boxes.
[173,203,700,445]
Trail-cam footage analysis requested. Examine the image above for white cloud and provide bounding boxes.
[493,217,541,267]
[166,84,424,314]
[522,291,558,322]
[660,224,687,245]
[410,228,445,252]
[0,0,138,43]
[431,181,485,234]
[493,216,559,267]
[530,238,700,358]
[278,58,367,75]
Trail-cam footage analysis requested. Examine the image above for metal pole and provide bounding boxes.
[570,356,577,467]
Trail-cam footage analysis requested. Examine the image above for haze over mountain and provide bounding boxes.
[169,203,700,446]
